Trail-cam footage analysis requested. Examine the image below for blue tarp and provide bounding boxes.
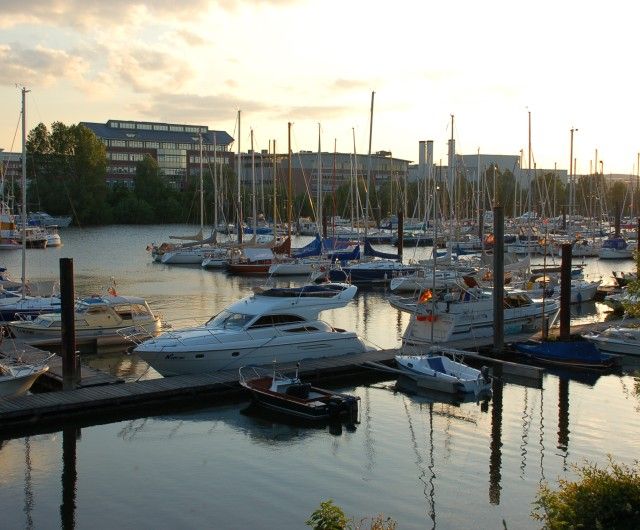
[327,245,360,264]
[292,234,323,258]
[364,239,399,261]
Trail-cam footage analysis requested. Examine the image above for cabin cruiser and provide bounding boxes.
[402,285,560,345]
[134,282,372,376]
[7,294,162,348]
[583,326,640,356]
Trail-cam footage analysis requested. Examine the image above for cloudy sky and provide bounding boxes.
[1,0,638,174]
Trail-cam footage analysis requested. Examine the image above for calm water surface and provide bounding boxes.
[0,225,638,529]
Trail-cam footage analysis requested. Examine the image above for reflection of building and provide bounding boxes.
[237,150,410,196]
[81,120,234,189]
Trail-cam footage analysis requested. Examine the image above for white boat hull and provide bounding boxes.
[137,333,370,376]
[583,328,640,356]
[0,365,49,398]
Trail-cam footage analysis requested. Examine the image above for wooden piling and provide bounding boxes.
[60,258,78,390]
[559,243,572,340]
[492,206,504,353]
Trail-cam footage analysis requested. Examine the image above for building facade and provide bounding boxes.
[81,120,234,188]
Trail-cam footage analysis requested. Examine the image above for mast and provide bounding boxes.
[199,133,204,239]
[365,91,374,240]
[287,122,292,241]
[316,123,322,234]
[213,131,218,232]
[237,110,243,244]
[272,140,277,241]
[21,86,30,296]
[251,128,256,237]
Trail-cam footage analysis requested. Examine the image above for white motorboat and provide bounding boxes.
[583,326,640,356]
[394,351,491,395]
[402,286,560,345]
[389,268,475,293]
[0,360,49,398]
[161,246,209,265]
[0,291,61,321]
[7,294,162,348]
[27,211,72,228]
[134,282,372,376]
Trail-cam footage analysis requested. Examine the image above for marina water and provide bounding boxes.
[0,225,638,529]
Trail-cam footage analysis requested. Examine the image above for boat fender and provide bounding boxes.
[481,366,491,383]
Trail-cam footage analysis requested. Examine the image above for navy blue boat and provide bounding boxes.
[513,340,619,369]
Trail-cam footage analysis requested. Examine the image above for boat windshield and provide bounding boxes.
[205,310,255,329]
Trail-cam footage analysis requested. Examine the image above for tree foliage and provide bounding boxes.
[306,500,396,530]
[532,458,640,529]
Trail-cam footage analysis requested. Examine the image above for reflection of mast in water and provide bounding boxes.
[396,303,403,338]
[402,398,436,529]
[61,427,80,530]
[361,386,376,473]
[489,374,503,505]
[557,378,570,471]
[519,388,531,480]
[539,383,546,484]
[24,437,33,530]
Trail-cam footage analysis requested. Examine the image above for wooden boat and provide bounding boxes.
[394,353,492,395]
[0,360,49,398]
[238,364,359,422]
[512,340,619,369]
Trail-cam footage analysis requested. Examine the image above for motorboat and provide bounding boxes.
[394,352,491,395]
[0,291,61,321]
[0,359,49,398]
[27,211,72,228]
[389,267,476,293]
[328,259,417,285]
[7,294,163,348]
[582,326,640,356]
[402,286,560,345]
[512,340,619,369]
[238,364,359,422]
[134,282,372,376]
[201,247,230,270]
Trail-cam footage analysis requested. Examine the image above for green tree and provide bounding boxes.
[533,458,640,529]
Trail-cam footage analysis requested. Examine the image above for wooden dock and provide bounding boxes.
[1,317,634,435]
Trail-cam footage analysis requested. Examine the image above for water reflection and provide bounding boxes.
[23,437,33,530]
[557,378,570,470]
[60,427,79,530]
[489,375,503,505]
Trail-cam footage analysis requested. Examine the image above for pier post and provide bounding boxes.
[397,209,404,261]
[492,206,504,353]
[559,243,572,340]
[60,258,78,390]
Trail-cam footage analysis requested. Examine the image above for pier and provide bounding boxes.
[0,318,629,435]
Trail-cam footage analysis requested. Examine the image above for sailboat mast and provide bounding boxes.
[251,128,257,237]
[317,123,322,233]
[21,86,29,295]
[237,110,242,244]
[365,91,375,240]
[213,132,218,232]
[199,133,204,238]
[272,139,277,241]
[287,122,292,240]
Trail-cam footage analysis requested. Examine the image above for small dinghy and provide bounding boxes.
[0,360,49,398]
[512,340,619,369]
[394,353,491,395]
[239,364,359,422]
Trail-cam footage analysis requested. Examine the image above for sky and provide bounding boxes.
[1,0,639,175]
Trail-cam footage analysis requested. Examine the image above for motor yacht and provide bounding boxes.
[134,282,371,376]
[7,294,162,348]
[402,286,560,345]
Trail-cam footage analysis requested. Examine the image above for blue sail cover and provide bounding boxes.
[327,245,360,263]
[602,236,628,250]
[364,239,400,261]
[292,235,323,258]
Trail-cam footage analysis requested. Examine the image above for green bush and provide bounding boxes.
[532,458,640,529]
[306,500,396,530]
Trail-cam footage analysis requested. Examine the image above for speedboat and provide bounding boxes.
[239,364,359,422]
[134,282,372,376]
[0,359,49,398]
[7,294,162,348]
[401,286,560,345]
[583,327,640,356]
[394,353,491,395]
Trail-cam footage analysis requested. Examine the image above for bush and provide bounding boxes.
[306,500,396,530]
[532,458,640,529]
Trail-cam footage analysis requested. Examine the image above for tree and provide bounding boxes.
[532,458,640,529]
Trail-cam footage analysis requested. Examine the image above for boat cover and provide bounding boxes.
[364,239,399,260]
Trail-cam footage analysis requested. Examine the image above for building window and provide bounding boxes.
[153,124,168,131]
[137,123,152,130]
[169,125,184,132]
[145,142,159,149]
[128,140,143,148]
[110,140,126,147]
